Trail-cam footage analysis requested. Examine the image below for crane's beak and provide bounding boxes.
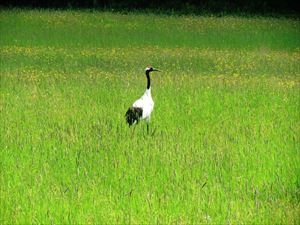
[153,68,161,72]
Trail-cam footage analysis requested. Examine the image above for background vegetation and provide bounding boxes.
[2,0,300,15]
[0,9,300,224]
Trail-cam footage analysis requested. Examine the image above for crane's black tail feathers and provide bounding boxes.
[125,107,143,126]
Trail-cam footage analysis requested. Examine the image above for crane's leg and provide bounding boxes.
[145,117,150,135]
[145,116,151,135]
[131,124,137,138]
[147,123,149,135]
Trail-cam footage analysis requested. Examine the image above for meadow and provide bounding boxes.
[0,9,299,224]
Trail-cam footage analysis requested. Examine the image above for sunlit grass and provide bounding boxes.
[0,9,299,224]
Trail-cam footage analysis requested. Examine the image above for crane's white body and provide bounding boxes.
[132,88,154,122]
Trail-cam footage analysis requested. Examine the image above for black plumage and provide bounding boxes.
[125,107,143,126]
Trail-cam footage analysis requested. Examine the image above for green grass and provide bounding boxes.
[0,9,299,224]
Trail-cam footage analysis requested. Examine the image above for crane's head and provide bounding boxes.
[145,65,160,74]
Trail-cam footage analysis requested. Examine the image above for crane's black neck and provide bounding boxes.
[146,71,151,89]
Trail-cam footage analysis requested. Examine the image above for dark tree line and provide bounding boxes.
[1,0,299,14]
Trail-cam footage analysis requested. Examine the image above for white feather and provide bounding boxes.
[132,88,154,121]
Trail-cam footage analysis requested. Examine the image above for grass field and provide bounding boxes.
[0,9,300,224]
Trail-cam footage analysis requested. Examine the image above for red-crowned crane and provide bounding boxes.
[125,65,160,134]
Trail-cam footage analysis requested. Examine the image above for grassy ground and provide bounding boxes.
[0,9,299,224]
